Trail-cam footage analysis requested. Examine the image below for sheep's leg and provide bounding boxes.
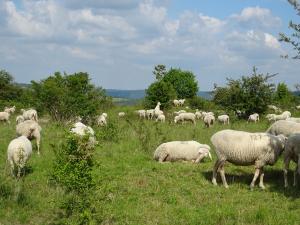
[219,163,228,188]
[212,159,222,186]
[283,156,290,188]
[9,160,15,177]
[194,154,206,163]
[250,168,260,190]
[258,168,265,190]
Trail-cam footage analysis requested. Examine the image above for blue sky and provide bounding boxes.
[0,0,299,90]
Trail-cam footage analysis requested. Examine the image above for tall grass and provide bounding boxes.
[0,108,300,224]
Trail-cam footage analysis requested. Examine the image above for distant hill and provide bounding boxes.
[106,89,213,100]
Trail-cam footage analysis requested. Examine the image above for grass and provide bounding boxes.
[0,107,300,225]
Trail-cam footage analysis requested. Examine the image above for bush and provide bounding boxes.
[188,96,217,111]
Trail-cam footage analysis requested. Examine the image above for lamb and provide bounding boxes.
[118,112,125,117]
[136,110,146,119]
[21,109,38,122]
[204,114,215,128]
[4,106,16,114]
[70,122,97,147]
[283,134,300,188]
[266,120,300,137]
[16,120,42,155]
[211,129,286,189]
[286,117,300,123]
[217,115,229,125]
[178,99,185,106]
[16,115,25,124]
[97,113,107,126]
[247,113,259,123]
[174,112,196,124]
[156,114,165,123]
[7,136,32,178]
[154,141,212,163]
[173,99,179,107]
[0,111,10,124]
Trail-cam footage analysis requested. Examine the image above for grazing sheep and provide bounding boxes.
[0,111,10,124]
[146,109,154,120]
[217,115,230,125]
[211,129,286,189]
[173,99,179,107]
[204,114,215,128]
[266,120,300,137]
[195,110,202,120]
[283,134,300,188]
[281,111,291,119]
[4,106,16,114]
[174,110,186,116]
[266,111,291,122]
[7,136,32,178]
[154,141,212,163]
[247,113,259,123]
[21,109,38,122]
[174,112,196,125]
[118,112,125,118]
[16,115,25,124]
[235,110,246,119]
[16,120,42,155]
[97,113,107,126]
[156,114,165,123]
[286,117,300,123]
[70,122,97,147]
[136,110,146,119]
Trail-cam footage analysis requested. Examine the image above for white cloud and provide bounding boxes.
[264,33,281,49]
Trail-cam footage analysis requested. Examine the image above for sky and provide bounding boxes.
[0,0,299,90]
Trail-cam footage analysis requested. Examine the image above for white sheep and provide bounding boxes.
[4,106,16,114]
[281,111,291,119]
[266,111,291,122]
[21,109,38,122]
[16,115,25,124]
[286,117,300,123]
[70,122,97,147]
[16,120,42,155]
[97,113,107,126]
[136,110,146,119]
[283,134,300,188]
[174,110,186,116]
[178,99,185,106]
[154,102,163,118]
[247,113,259,123]
[204,114,215,128]
[156,114,165,123]
[146,109,154,120]
[118,112,125,118]
[217,115,230,125]
[211,129,286,189]
[174,113,196,125]
[173,99,179,107]
[154,141,212,163]
[7,136,32,178]
[266,120,300,137]
[195,110,202,120]
[268,105,281,113]
[0,111,10,124]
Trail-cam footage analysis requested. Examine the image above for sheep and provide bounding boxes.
[154,102,163,118]
[266,120,300,137]
[4,106,16,114]
[16,115,25,124]
[281,111,291,119]
[286,117,300,123]
[154,141,212,163]
[7,136,32,178]
[296,105,300,110]
[97,113,107,126]
[211,129,286,189]
[235,110,245,119]
[16,120,42,155]
[204,114,215,128]
[118,112,125,118]
[174,112,196,125]
[283,134,300,188]
[21,109,38,122]
[173,99,179,107]
[156,114,165,123]
[268,105,281,113]
[247,113,259,123]
[266,111,291,122]
[136,109,146,119]
[0,111,10,124]
[70,122,97,147]
[217,115,229,125]
[174,110,186,116]
[178,99,185,106]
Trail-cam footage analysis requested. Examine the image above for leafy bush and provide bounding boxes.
[96,121,120,143]
[188,96,217,111]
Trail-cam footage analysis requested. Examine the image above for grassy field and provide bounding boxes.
[0,107,300,225]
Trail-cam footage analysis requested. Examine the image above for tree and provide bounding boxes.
[213,67,275,115]
[162,68,198,99]
[279,0,300,59]
[0,69,23,101]
[274,82,294,106]
[153,64,167,81]
[144,81,176,109]
[31,72,111,122]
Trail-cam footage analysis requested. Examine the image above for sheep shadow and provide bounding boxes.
[201,168,300,199]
